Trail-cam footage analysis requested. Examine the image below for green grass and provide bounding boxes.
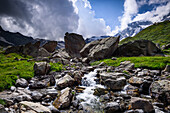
[162,48,170,55]
[0,52,35,91]
[91,56,170,70]
[50,62,63,72]
[120,20,170,46]
[0,52,63,91]
[0,99,5,105]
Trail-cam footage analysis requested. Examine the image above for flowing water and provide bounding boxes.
[76,69,105,112]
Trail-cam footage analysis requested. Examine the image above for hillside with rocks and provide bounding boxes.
[0,30,170,113]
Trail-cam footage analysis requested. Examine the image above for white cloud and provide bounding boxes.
[133,2,170,23]
[120,0,138,30]
[72,0,111,38]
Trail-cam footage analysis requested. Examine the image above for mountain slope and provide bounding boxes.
[120,20,170,46]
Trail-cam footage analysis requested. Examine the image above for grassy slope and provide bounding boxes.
[120,20,170,46]
[0,51,63,91]
[91,56,170,70]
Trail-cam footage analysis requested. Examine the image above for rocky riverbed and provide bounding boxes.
[0,59,169,113]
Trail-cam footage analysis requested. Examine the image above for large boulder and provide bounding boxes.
[104,77,126,90]
[37,47,51,57]
[80,36,119,60]
[53,87,72,109]
[115,40,163,57]
[56,74,74,89]
[150,80,170,105]
[34,62,51,76]
[19,101,51,113]
[42,41,58,53]
[130,97,154,113]
[104,102,120,113]
[64,32,85,58]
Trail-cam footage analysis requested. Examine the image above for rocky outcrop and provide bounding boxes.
[34,62,51,76]
[42,41,57,53]
[64,32,85,58]
[19,101,51,113]
[37,47,50,57]
[130,97,154,113]
[80,36,119,60]
[53,87,72,109]
[115,40,163,57]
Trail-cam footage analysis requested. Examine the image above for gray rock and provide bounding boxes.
[10,86,16,92]
[80,36,119,60]
[150,80,170,105]
[56,74,74,89]
[42,41,58,53]
[104,77,126,90]
[19,101,51,113]
[130,97,154,113]
[0,104,8,113]
[15,78,28,88]
[48,106,60,113]
[163,65,170,72]
[34,62,51,75]
[129,77,144,85]
[73,71,83,85]
[115,40,163,57]
[38,47,51,57]
[64,32,85,58]
[31,91,43,101]
[53,87,72,109]
[104,102,120,113]
[115,61,134,71]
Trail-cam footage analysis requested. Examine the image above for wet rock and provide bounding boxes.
[42,41,58,53]
[125,85,139,96]
[31,91,43,101]
[56,74,74,89]
[104,77,126,90]
[19,101,51,113]
[130,97,154,113]
[15,78,28,88]
[129,77,144,86]
[34,62,51,76]
[29,81,48,89]
[104,102,120,113]
[80,36,119,60]
[94,87,108,96]
[64,32,85,58]
[0,104,8,113]
[48,106,60,113]
[150,80,170,105]
[72,71,83,85]
[10,86,16,92]
[53,87,72,109]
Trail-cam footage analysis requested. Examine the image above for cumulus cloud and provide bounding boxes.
[72,0,111,38]
[119,0,138,30]
[133,2,170,22]
[0,0,79,41]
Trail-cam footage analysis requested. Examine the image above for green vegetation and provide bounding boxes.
[120,20,170,46]
[50,62,63,72]
[0,51,63,91]
[91,56,170,70]
[0,99,6,105]
[162,48,170,55]
[0,52,34,91]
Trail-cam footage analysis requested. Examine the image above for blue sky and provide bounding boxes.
[88,0,124,29]
[0,0,169,40]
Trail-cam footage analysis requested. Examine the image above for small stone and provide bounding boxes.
[15,78,28,88]
[10,86,16,92]
[31,91,43,101]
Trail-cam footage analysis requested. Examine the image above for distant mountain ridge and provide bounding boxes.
[0,26,65,49]
[120,20,170,46]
